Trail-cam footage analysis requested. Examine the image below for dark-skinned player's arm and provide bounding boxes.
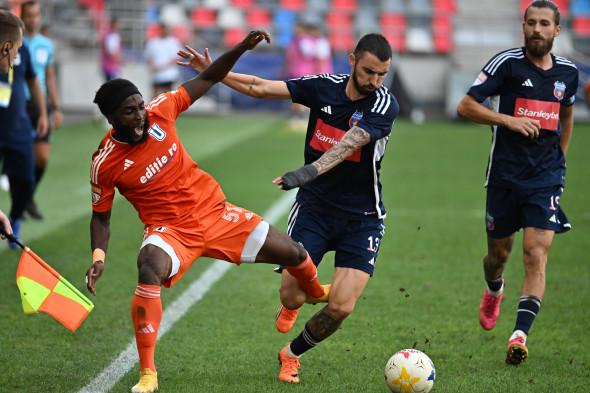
[178,43,290,100]
[86,209,111,296]
[273,126,372,190]
[179,30,271,105]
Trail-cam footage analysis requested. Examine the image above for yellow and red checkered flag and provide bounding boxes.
[15,244,94,332]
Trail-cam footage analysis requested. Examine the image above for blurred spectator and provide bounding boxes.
[144,23,183,99]
[0,44,47,248]
[21,1,62,220]
[100,17,122,81]
[39,24,50,38]
[285,19,333,130]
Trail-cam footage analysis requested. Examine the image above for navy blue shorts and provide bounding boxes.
[0,140,35,182]
[282,202,385,276]
[26,101,53,143]
[485,186,570,239]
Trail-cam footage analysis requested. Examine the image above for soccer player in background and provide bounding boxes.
[180,33,398,383]
[0,9,24,74]
[21,1,63,220]
[86,30,326,393]
[456,0,578,365]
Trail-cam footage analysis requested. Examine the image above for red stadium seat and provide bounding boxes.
[326,11,353,34]
[191,7,217,29]
[280,0,306,11]
[332,0,357,13]
[329,30,356,52]
[573,16,590,35]
[246,8,272,29]
[432,0,457,15]
[432,15,453,53]
[231,0,255,8]
[380,12,407,52]
[224,27,248,48]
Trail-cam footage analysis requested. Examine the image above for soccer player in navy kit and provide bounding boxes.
[180,33,398,382]
[457,0,578,365]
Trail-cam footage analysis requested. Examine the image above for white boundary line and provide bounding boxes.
[77,189,296,393]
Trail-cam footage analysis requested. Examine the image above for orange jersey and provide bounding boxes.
[90,86,226,226]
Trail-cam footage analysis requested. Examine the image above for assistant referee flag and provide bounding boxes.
[16,247,94,332]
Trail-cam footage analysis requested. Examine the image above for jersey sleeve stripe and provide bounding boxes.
[91,139,115,184]
[484,49,524,75]
[554,56,577,68]
[146,94,168,110]
[372,87,392,115]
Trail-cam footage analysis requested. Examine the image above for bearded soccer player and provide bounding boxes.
[457,0,578,365]
[86,31,325,393]
[179,33,398,383]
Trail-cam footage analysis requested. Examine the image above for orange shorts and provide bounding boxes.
[141,201,264,287]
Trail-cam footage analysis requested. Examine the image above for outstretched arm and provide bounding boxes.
[273,126,372,190]
[180,30,272,105]
[178,45,290,100]
[457,94,541,139]
[87,209,111,295]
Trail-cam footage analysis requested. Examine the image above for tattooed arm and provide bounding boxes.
[274,126,371,190]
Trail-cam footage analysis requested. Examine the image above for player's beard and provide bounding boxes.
[351,65,377,96]
[524,33,554,58]
[112,113,150,146]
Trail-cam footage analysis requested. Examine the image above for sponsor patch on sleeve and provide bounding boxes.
[472,71,488,86]
[91,184,103,204]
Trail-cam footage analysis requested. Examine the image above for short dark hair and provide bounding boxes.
[525,0,560,26]
[0,9,24,43]
[93,78,141,116]
[353,33,392,62]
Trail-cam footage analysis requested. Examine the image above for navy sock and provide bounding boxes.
[485,274,504,293]
[290,324,320,356]
[514,295,542,335]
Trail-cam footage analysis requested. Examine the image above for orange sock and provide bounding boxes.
[131,283,162,373]
[285,253,324,298]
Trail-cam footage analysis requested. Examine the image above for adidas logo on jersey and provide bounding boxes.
[124,159,134,170]
[321,106,332,114]
[522,79,533,87]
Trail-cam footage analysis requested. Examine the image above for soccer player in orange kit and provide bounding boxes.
[85,30,326,393]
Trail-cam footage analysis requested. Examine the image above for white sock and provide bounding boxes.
[510,329,527,343]
[487,281,504,297]
[285,344,301,359]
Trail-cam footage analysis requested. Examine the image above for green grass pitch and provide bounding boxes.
[1,113,588,392]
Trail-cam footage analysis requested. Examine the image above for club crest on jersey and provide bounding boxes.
[148,123,166,141]
[91,184,103,204]
[486,212,494,231]
[553,81,566,100]
[349,111,363,128]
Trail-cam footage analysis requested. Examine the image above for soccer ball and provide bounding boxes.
[384,349,435,393]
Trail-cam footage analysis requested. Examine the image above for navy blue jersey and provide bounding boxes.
[467,47,578,189]
[0,45,36,144]
[286,74,398,219]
